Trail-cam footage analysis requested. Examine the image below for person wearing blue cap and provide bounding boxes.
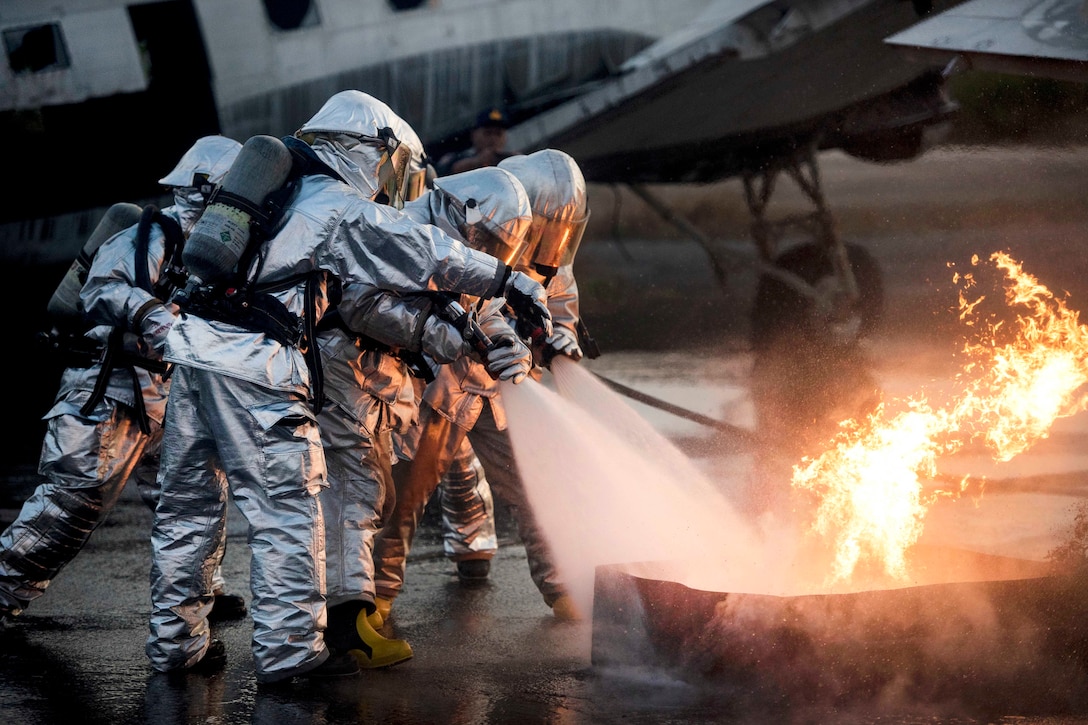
[436,106,516,176]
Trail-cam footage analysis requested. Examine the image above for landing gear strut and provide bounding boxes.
[744,141,883,351]
[626,141,884,351]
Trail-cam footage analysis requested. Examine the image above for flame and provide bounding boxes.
[951,253,1088,461]
[792,252,1088,585]
[792,402,959,582]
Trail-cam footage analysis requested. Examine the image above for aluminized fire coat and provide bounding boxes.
[372,267,580,604]
[317,166,532,611]
[0,139,240,617]
[373,150,586,609]
[147,168,516,682]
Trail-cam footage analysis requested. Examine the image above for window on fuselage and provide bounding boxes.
[389,0,430,10]
[3,23,70,74]
[262,0,321,31]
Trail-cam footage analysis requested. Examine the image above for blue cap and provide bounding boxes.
[475,107,510,129]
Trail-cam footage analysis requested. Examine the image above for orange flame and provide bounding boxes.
[951,253,1088,461]
[792,252,1088,585]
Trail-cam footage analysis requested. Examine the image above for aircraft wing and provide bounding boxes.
[885,0,1088,83]
[506,0,963,184]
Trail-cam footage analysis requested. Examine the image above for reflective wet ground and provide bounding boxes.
[3,145,1088,723]
[5,346,1088,724]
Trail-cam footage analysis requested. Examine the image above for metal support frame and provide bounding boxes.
[625,141,860,308]
[742,140,859,302]
[626,183,732,288]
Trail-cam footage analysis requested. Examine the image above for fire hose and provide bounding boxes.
[567,318,765,448]
[589,372,765,448]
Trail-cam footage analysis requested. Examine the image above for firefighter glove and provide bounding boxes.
[545,326,582,362]
[503,270,553,340]
[484,328,532,384]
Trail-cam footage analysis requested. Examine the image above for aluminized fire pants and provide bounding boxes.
[314,330,416,611]
[317,395,396,609]
[0,388,155,612]
[438,446,497,563]
[374,407,496,600]
[374,400,565,606]
[147,366,329,682]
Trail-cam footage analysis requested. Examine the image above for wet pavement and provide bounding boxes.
[3,144,1088,723]
[6,342,1088,724]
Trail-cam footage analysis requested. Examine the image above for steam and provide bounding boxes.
[501,359,792,618]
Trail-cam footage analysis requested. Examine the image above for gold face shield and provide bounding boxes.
[457,198,530,267]
[524,208,590,277]
[405,162,436,202]
[374,127,413,209]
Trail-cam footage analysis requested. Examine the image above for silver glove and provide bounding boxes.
[484,327,532,384]
[503,270,553,340]
[420,314,471,364]
[545,326,582,362]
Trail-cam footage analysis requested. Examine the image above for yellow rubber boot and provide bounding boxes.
[349,608,413,669]
[372,596,393,625]
[550,594,582,622]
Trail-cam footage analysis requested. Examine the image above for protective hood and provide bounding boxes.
[423,167,532,267]
[298,90,414,206]
[498,149,589,276]
[159,135,242,233]
[158,135,242,188]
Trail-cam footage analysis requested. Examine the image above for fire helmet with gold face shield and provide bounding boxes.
[498,149,589,278]
[425,167,532,267]
[296,90,416,208]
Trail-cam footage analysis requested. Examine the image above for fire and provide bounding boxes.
[792,251,1088,585]
[951,253,1088,461]
[792,401,959,582]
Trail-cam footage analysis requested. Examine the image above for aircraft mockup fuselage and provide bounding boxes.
[0,0,957,223]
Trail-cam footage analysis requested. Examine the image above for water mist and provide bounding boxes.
[500,359,791,618]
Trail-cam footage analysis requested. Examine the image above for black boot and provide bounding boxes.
[305,650,361,679]
[208,592,247,622]
[456,559,491,585]
[167,638,227,679]
[326,601,413,669]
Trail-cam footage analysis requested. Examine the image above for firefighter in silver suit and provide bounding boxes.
[315,164,533,669]
[0,136,241,623]
[143,90,551,684]
[372,148,589,622]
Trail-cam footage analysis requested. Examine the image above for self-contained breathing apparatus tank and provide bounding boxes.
[47,202,145,324]
[181,134,294,287]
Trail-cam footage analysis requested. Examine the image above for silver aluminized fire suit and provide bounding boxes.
[318,165,532,616]
[144,130,551,681]
[0,136,240,619]
[373,149,589,614]
[311,98,435,619]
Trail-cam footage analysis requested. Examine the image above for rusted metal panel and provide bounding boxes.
[592,547,1088,714]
